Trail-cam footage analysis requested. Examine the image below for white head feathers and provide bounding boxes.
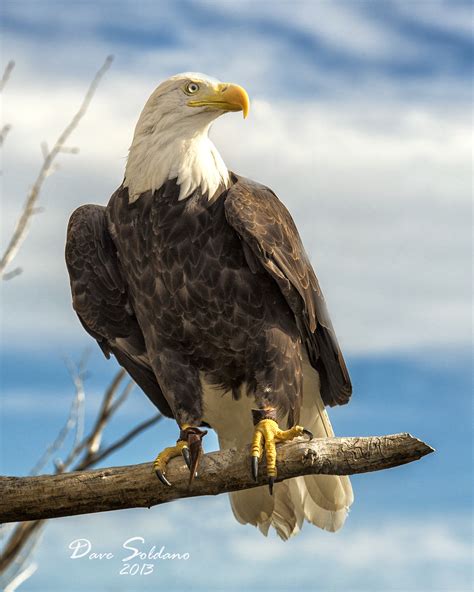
[124,73,248,203]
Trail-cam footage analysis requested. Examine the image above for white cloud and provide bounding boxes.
[229,518,473,590]
[395,0,473,38]
[5,502,471,592]
[199,0,422,60]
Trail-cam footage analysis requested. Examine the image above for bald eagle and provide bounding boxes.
[65,73,353,539]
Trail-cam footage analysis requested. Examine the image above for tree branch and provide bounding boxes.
[0,55,113,279]
[0,61,15,93]
[0,411,162,574]
[0,433,433,524]
[0,368,159,576]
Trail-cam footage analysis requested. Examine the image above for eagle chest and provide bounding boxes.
[153,197,244,307]
[110,190,267,353]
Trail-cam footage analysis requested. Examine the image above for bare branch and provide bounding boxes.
[59,146,80,154]
[2,268,22,281]
[29,357,88,476]
[0,522,42,577]
[4,562,37,592]
[61,368,127,469]
[104,379,135,421]
[0,397,160,574]
[40,142,49,160]
[0,55,113,279]
[29,386,81,477]
[86,377,132,454]
[0,56,122,583]
[0,433,434,524]
[0,62,14,152]
[65,354,89,452]
[76,414,162,469]
[0,61,15,93]
[0,124,11,147]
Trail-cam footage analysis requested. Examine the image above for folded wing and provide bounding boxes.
[224,175,351,407]
[65,204,172,417]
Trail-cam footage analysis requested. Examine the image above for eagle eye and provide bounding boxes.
[184,81,200,95]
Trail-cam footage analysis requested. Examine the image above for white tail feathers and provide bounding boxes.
[228,369,353,539]
[201,358,354,540]
[294,364,354,535]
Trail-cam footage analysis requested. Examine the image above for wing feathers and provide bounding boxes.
[65,204,172,417]
[225,175,351,407]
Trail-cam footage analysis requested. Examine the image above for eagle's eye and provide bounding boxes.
[184,81,200,95]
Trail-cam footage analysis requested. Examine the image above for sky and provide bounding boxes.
[0,1,472,591]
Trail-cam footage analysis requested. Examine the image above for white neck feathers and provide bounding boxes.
[124,117,229,203]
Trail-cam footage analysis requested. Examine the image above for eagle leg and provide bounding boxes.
[250,409,312,495]
[153,425,207,487]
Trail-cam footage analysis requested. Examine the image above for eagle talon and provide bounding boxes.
[250,417,312,490]
[155,469,172,487]
[184,426,207,487]
[152,426,207,486]
[182,447,192,470]
[268,476,275,496]
[251,456,259,482]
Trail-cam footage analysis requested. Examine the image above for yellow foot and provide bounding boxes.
[251,417,313,494]
[153,425,207,487]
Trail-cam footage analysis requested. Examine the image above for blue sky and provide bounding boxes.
[0,1,472,591]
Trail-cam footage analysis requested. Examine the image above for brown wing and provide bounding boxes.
[225,175,351,407]
[65,204,173,418]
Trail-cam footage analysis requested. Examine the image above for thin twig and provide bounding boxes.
[29,353,91,476]
[4,362,124,583]
[4,562,37,592]
[61,368,126,469]
[104,379,135,423]
[77,414,162,469]
[0,56,121,585]
[79,378,135,467]
[0,522,42,578]
[0,404,161,574]
[84,376,132,455]
[29,359,122,477]
[65,353,90,452]
[0,61,15,93]
[0,124,11,147]
[0,55,113,279]
[29,364,84,476]
[0,62,15,155]
[1,267,22,281]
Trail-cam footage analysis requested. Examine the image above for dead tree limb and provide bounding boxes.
[0,61,15,93]
[0,368,161,576]
[0,411,162,573]
[0,433,433,524]
[0,62,15,154]
[0,55,113,279]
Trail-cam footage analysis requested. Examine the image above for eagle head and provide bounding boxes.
[148,72,248,121]
[124,73,250,202]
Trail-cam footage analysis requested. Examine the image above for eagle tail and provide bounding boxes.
[295,373,354,534]
[228,364,353,540]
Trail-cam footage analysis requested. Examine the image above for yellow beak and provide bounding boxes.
[188,83,249,118]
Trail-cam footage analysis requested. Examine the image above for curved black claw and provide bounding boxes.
[155,469,171,487]
[185,427,208,488]
[251,456,259,482]
[302,428,314,440]
[182,447,191,471]
[268,476,275,496]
